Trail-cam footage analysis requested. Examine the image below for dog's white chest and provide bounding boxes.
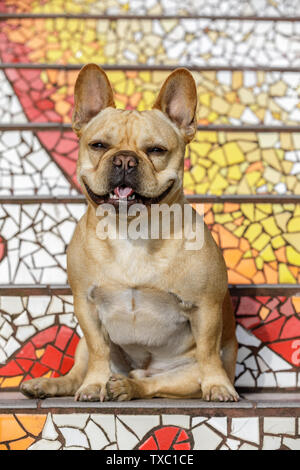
[96,287,192,369]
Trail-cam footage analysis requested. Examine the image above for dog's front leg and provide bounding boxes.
[73,294,111,401]
[190,297,239,402]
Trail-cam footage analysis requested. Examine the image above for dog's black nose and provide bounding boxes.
[113,154,138,172]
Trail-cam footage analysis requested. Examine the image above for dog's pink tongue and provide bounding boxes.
[114,186,134,199]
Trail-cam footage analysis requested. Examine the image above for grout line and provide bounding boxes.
[2,63,300,73]
[2,123,300,132]
[1,13,300,21]
[0,195,299,204]
[0,284,298,296]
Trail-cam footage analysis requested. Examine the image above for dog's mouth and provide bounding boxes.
[83,181,174,207]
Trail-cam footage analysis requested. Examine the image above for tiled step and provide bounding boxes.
[0,0,299,18]
[1,16,300,68]
[0,290,299,391]
[0,391,300,450]
[2,128,300,196]
[0,200,299,285]
[3,67,300,126]
[2,127,300,195]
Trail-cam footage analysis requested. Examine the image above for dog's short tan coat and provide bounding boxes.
[21,65,238,402]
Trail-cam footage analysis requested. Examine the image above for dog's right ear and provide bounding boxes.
[72,64,115,135]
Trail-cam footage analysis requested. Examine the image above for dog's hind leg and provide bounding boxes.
[20,337,88,399]
[105,363,203,401]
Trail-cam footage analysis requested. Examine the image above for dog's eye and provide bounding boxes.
[146,147,167,155]
[89,142,107,150]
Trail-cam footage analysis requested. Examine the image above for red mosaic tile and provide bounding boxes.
[40,345,63,371]
[252,317,285,343]
[30,362,49,378]
[236,297,261,316]
[0,326,80,387]
[0,360,23,377]
[0,236,6,262]
[32,326,58,348]
[16,359,33,372]
[280,316,300,339]
[138,426,193,450]
[15,343,36,360]
[270,339,300,366]
[66,334,79,357]
[54,326,73,351]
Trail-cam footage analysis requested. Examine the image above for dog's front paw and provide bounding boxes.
[105,374,137,402]
[21,378,59,399]
[200,380,239,402]
[75,383,105,402]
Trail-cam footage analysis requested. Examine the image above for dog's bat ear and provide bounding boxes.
[153,68,197,143]
[72,64,115,135]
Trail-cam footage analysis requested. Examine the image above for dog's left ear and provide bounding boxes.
[72,63,115,135]
[153,68,197,142]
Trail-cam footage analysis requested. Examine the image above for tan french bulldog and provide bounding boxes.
[21,64,238,402]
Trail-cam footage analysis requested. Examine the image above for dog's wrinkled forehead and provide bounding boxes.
[81,107,181,151]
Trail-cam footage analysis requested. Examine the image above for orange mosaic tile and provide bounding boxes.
[0,414,46,450]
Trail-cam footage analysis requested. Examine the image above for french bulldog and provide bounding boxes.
[21,64,238,402]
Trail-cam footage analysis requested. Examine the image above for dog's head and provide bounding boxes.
[72,64,197,209]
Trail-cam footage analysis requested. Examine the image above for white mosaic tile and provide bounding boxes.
[116,417,139,450]
[53,414,89,429]
[206,417,228,436]
[162,414,190,429]
[263,435,282,450]
[84,420,109,450]
[28,439,62,450]
[192,423,223,450]
[91,415,116,443]
[264,417,295,436]
[120,415,160,440]
[231,418,260,445]
[42,413,59,441]
[60,427,89,448]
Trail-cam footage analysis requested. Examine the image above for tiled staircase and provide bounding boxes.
[0,0,300,450]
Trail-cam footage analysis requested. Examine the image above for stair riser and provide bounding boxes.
[1,409,300,450]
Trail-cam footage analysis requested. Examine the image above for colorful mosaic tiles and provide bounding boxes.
[0,294,299,389]
[3,129,300,196]
[1,18,300,67]
[2,67,300,196]
[0,294,79,372]
[1,0,299,17]
[0,130,78,195]
[0,325,79,388]
[4,69,300,127]
[201,202,300,284]
[0,202,299,285]
[0,203,86,284]
[3,129,300,195]
[234,296,300,388]
[0,413,46,450]
[1,410,300,450]
[187,132,300,195]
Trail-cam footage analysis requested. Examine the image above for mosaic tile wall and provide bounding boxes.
[1,17,300,67]
[0,0,299,399]
[0,202,299,285]
[1,412,300,450]
[2,129,300,195]
[0,0,299,17]
[3,69,300,127]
